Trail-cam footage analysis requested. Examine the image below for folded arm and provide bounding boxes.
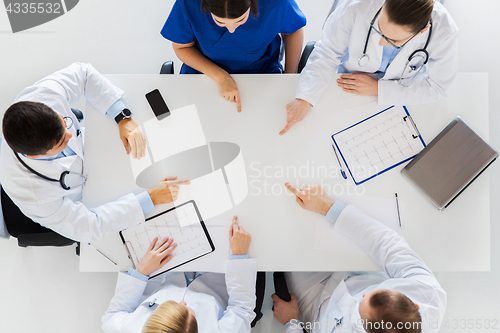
[378,26,458,105]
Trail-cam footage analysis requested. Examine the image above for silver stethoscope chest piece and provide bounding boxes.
[358,54,370,67]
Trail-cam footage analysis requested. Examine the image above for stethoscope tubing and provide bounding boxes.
[14,151,82,190]
[357,6,432,81]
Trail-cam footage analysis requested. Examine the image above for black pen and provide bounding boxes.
[395,193,401,227]
[331,144,347,179]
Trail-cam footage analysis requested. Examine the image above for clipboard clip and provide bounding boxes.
[403,116,421,139]
[124,241,139,269]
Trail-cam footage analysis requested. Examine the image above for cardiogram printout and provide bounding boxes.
[332,106,425,185]
[120,201,214,278]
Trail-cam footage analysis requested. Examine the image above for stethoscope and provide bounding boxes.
[358,7,432,86]
[14,151,86,190]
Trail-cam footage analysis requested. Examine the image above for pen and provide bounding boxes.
[395,193,401,227]
[331,144,347,179]
[88,243,117,265]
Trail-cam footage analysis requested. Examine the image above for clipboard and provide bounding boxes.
[120,200,215,279]
[332,106,426,185]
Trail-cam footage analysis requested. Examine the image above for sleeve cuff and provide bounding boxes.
[106,99,127,120]
[135,191,155,215]
[325,201,347,225]
[127,268,149,282]
[229,254,249,260]
[294,94,316,108]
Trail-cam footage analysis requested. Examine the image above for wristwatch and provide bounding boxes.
[114,108,132,124]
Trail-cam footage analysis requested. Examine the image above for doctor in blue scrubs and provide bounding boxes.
[161,0,306,112]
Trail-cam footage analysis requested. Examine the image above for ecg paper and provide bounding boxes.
[121,201,214,277]
[333,106,425,184]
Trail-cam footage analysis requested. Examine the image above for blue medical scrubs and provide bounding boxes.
[161,0,306,74]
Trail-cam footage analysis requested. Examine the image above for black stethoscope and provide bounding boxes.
[358,7,432,86]
[14,151,86,190]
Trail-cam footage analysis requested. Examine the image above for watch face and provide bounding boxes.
[122,108,132,117]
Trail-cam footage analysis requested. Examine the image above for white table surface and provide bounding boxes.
[80,73,490,272]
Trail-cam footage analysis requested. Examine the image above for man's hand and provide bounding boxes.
[118,118,146,159]
[280,99,311,136]
[337,73,378,96]
[285,183,334,216]
[272,293,300,326]
[216,72,241,113]
[136,237,177,276]
[147,176,191,205]
[229,216,251,255]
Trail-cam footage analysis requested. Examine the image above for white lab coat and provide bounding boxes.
[0,63,144,242]
[296,0,458,106]
[286,204,446,333]
[102,259,257,333]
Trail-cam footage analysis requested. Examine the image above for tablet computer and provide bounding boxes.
[401,117,498,210]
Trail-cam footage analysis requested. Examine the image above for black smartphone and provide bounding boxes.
[146,89,171,120]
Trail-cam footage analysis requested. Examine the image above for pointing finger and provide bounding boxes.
[170,179,191,186]
[279,121,295,136]
[285,182,304,198]
[230,216,238,237]
[235,91,241,113]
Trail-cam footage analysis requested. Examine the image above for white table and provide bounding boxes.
[80,73,490,272]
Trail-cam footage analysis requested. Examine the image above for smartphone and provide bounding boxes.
[146,89,171,120]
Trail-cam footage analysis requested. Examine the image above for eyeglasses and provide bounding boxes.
[63,116,73,130]
[370,21,420,49]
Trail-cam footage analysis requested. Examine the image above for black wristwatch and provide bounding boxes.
[114,108,132,124]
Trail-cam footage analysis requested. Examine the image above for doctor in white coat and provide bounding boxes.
[0,63,189,242]
[102,216,257,333]
[271,183,446,333]
[280,0,458,135]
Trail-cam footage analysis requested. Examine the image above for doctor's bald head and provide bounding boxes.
[359,289,422,333]
[384,0,434,34]
[2,101,65,155]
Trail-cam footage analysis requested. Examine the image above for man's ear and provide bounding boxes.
[414,303,420,310]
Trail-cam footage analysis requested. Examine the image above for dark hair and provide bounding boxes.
[2,101,65,155]
[364,290,422,333]
[384,0,433,34]
[201,0,258,19]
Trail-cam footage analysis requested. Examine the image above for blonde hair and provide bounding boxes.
[142,301,198,333]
